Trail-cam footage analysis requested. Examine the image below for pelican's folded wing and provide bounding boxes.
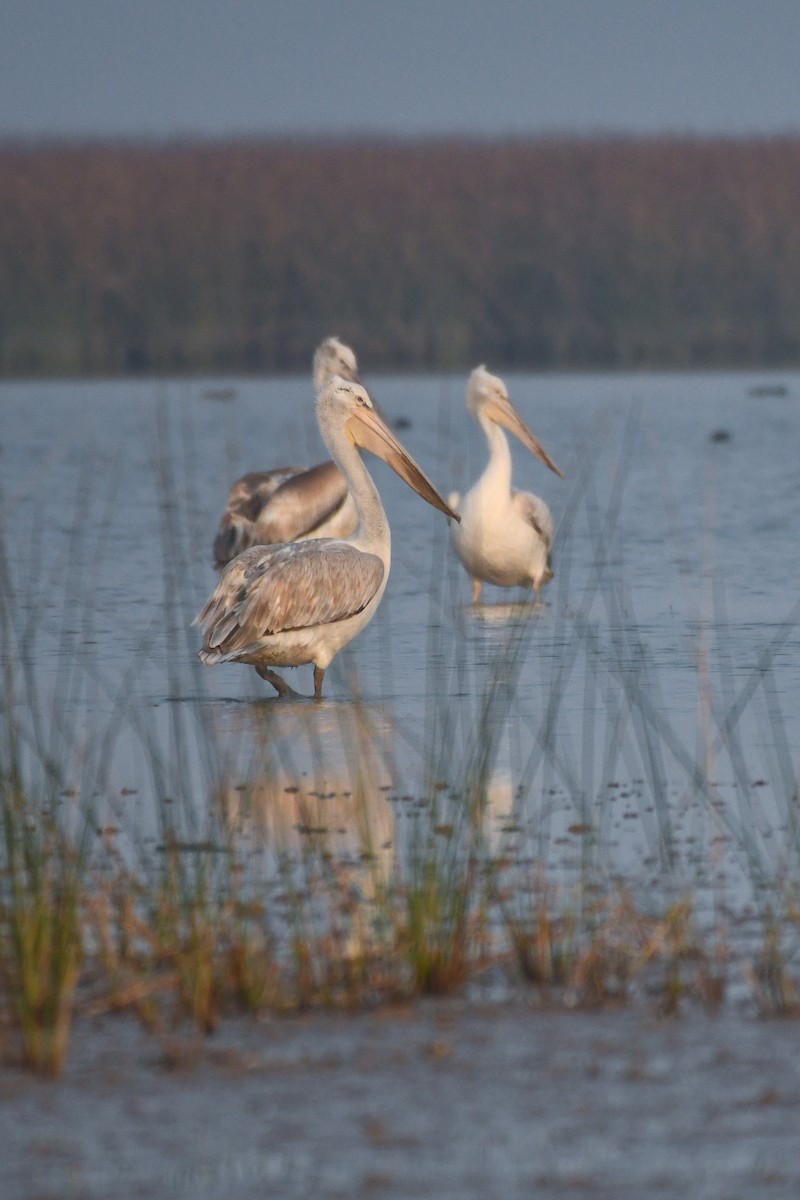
[196,540,384,656]
[224,468,307,519]
[213,467,306,565]
[513,490,554,545]
[252,461,350,543]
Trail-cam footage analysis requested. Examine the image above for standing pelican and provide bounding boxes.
[212,336,361,567]
[449,366,563,606]
[196,376,459,699]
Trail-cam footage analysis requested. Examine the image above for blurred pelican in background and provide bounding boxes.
[196,375,459,699]
[213,336,361,566]
[449,366,563,606]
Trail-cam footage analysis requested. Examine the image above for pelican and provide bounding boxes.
[196,376,459,699]
[212,336,361,566]
[449,366,563,606]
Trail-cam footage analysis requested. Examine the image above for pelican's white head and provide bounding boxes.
[313,336,361,392]
[317,375,460,521]
[467,364,507,418]
[316,374,373,431]
[465,364,564,479]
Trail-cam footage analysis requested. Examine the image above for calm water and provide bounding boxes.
[2,370,799,906]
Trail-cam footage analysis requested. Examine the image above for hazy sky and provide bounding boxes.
[2,0,799,139]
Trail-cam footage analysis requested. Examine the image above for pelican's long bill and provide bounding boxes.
[486,396,564,479]
[347,404,460,522]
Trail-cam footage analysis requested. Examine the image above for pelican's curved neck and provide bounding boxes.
[319,413,389,554]
[477,410,512,492]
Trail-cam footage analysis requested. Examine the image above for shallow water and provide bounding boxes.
[2,369,799,913]
[4,1000,800,1200]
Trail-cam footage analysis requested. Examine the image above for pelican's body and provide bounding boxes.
[450,366,563,605]
[213,337,360,566]
[196,377,459,698]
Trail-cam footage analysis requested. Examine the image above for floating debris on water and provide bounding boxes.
[748,382,789,398]
[201,385,238,402]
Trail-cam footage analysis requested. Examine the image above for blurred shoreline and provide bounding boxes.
[2,134,800,379]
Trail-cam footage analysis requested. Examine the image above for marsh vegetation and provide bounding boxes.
[3,136,800,377]
[0,371,798,1074]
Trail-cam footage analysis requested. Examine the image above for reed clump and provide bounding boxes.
[0,790,85,1074]
[0,655,91,1074]
[496,872,711,1013]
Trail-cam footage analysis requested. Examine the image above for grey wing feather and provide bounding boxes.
[213,467,305,566]
[225,468,306,518]
[196,540,384,657]
[513,491,554,545]
[252,461,350,543]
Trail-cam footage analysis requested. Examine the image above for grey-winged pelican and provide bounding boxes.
[196,376,459,699]
[449,366,563,606]
[213,336,361,567]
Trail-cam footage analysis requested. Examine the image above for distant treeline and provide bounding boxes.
[2,135,800,377]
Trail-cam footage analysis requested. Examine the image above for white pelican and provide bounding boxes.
[196,376,459,699]
[449,366,563,606]
[213,336,361,566]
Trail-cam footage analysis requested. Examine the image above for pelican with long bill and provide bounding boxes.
[196,376,459,698]
[212,337,365,567]
[449,365,563,605]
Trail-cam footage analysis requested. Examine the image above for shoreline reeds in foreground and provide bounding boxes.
[1,411,799,1075]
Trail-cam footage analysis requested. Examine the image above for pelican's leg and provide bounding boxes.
[255,664,299,698]
[313,666,326,700]
[471,579,483,606]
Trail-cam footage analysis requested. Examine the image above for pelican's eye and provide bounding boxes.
[355,392,368,407]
